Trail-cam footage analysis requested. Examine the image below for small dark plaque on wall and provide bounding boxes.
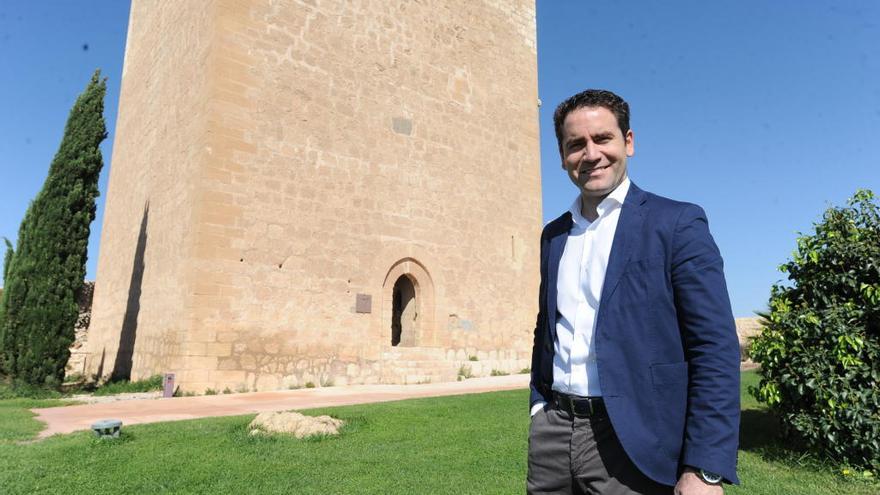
[355,293,372,313]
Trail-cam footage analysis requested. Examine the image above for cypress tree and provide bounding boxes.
[1,238,12,281]
[0,239,12,373]
[0,71,107,386]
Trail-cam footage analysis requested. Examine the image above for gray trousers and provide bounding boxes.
[526,405,673,495]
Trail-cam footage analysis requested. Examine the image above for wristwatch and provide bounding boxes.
[698,469,723,485]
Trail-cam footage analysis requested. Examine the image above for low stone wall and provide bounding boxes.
[65,281,94,378]
[735,316,765,362]
[212,346,531,393]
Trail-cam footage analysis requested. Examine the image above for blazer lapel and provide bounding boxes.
[546,212,572,343]
[599,184,647,308]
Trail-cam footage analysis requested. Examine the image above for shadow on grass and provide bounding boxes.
[87,429,136,449]
[739,407,836,470]
[739,408,780,452]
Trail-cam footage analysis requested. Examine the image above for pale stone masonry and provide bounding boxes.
[84,0,542,392]
[735,316,765,361]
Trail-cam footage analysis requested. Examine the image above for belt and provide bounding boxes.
[552,392,606,418]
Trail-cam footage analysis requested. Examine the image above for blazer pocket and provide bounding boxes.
[650,361,689,461]
[650,361,688,386]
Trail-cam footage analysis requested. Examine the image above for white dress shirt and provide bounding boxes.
[531,177,630,416]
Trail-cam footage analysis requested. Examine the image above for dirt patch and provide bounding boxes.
[248,411,344,438]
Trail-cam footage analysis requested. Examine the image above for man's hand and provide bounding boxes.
[674,468,723,495]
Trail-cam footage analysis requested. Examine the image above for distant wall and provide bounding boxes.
[735,317,764,362]
[65,281,95,378]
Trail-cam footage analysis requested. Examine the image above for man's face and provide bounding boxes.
[560,106,634,200]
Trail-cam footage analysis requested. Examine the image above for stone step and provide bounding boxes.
[380,360,528,374]
[378,371,459,385]
[373,346,529,386]
[380,348,449,361]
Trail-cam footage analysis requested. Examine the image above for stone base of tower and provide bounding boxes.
[82,345,530,394]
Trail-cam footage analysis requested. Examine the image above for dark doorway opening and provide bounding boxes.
[391,275,417,346]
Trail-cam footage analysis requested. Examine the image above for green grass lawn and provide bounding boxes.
[0,398,76,443]
[0,371,876,494]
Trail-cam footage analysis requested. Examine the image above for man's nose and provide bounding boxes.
[581,143,601,162]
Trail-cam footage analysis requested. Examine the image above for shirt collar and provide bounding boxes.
[568,176,631,227]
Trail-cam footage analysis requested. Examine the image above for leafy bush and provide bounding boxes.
[92,374,164,396]
[0,377,63,400]
[750,189,880,471]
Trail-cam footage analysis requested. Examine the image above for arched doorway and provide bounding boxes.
[391,275,417,347]
[382,258,435,347]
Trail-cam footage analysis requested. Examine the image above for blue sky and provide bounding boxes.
[1,1,878,317]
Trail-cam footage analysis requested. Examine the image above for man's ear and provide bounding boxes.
[625,130,635,157]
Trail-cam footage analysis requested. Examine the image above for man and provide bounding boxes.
[527,89,740,495]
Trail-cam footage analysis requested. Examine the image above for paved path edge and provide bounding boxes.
[32,374,531,438]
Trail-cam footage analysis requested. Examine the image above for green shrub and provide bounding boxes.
[92,374,164,396]
[490,369,509,376]
[0,377,63,400]
[750,189,880,471]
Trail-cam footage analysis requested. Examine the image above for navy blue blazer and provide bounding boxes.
[529,183,740,486]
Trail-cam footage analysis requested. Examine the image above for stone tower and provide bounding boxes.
[84,0,541,392]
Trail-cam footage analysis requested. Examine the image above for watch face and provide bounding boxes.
[699,469,723,484]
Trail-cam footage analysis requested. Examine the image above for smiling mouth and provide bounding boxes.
[580,164,611,174]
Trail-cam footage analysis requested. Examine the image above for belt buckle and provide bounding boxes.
[569,396,593,418]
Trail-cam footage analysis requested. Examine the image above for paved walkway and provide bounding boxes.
[32,374,530,438]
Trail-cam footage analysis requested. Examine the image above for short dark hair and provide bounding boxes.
[553,89,630,155]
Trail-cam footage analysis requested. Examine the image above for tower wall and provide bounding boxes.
[86,0,542,392]
[86,0,219,381]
